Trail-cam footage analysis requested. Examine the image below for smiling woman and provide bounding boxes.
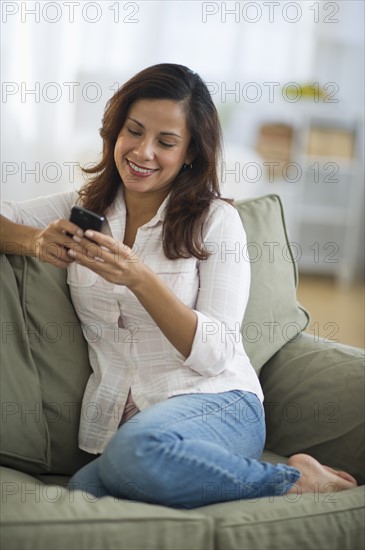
[114,99,192,198]
[79,63,223,260]
[0,63,357,509]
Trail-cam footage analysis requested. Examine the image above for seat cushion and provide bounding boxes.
[235,194,310,374]
[200,485,365,550]
[0,467,214,550]
[1,462,364,550]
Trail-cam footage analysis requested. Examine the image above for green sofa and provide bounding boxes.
[1,194,364,550]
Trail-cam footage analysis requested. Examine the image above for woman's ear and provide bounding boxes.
[184,146,196,167]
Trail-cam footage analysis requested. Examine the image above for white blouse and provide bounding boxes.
[1,188,264,454]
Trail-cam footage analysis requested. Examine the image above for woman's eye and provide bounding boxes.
[160,141,174,148]
[128,129,140,136]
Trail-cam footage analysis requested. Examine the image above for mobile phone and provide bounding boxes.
[69,205,104,233]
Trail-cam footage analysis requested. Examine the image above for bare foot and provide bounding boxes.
[286,454,358,494]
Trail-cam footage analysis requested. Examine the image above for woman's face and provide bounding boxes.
[114,98,192,200]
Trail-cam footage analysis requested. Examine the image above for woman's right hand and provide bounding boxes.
[33,219,84,268]
[1,214,83,268]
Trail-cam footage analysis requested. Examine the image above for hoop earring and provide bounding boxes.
[183,163,193,170]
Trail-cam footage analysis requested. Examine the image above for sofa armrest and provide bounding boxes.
[259,332,365,484]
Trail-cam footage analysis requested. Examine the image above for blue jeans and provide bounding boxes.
[68,390,300,509]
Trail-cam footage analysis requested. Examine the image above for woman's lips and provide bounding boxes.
[126,159,158,177]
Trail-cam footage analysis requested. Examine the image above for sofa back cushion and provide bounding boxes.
[261,332,365,484]
[1,254,93,475]
[0,256,51,473]
[235,194,309,372]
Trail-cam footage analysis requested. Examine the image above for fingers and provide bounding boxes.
[47,219,84,250]
[40,245,73,268]
[35,220,79,267]
[40,241,74,266]
[84,230,133,260]
[50,257,73,269]
[51,218,84,238]
[66,230,141,285]
[84,230,111,246]
[70,230,134,263]
[68,241,104,265]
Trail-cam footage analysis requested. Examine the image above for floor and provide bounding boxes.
[296,274,365,349]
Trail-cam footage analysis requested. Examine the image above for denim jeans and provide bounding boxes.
[68,390,300,509]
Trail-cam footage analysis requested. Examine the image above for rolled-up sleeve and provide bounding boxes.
[1,191,78,227]
[183,202,250,377]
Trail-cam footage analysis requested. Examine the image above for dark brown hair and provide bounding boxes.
[79,63,224,259]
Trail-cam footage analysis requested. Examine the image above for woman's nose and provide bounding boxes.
[134,139,155,160]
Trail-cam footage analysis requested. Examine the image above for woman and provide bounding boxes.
[0,64,357,508]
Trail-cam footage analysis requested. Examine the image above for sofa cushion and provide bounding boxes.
[0,256,50,474]
[260,332,365,484]
[200,485,365,550]
[234,194,310,374]
[2,463,364,550]
[0,467,214,550]
[2,254,93,475]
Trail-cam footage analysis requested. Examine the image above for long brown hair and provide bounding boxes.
[79,63,225,259]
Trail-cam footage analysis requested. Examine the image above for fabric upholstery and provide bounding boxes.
[260,332,365,484]
[0,467,214,550]
[235,194,310,373]
[1,255,93,475]
[2,454,364,550]
[0,256,50,473]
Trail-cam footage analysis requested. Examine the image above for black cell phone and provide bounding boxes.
[69,205,104,233]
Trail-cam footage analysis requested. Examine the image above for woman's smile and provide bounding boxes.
[126,159,159,177]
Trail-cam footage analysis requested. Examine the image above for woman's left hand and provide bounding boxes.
[67,229,145,289]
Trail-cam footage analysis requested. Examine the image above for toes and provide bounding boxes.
[336,471,357,485]
[289,455,357,485]
[323,466,357,486]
